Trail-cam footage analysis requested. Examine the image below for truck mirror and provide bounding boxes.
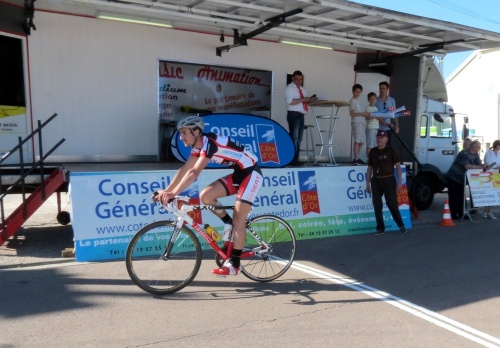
[433,113,444,123]
[463,126,469,138]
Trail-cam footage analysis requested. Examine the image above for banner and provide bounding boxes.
[467,168,500,207]
[170,114,295,168]
[0,105,29,163]
[70,166,411,261]
[369,106,410,118]
[158,61,272,121]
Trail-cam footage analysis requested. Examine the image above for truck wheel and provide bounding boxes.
[412,177,434,211]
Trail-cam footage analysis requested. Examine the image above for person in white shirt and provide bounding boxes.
[483,139,500,219]
[365,92,381,158]
[285,70,314,166]
[349,84,369,164]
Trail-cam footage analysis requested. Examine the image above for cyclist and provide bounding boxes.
[154,116,263,276]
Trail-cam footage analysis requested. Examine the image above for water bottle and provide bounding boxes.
[204,224,221,241]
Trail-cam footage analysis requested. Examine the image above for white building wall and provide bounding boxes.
[446,49,500,148]
[26,11,356,161]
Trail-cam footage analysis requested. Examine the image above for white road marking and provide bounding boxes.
[0,261,85,271]
[291,261,500,348]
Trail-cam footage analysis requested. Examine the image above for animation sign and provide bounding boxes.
[158,61,272,121]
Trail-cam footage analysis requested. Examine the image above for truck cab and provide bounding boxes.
[391,57,469,210]
[410,96,467,210]
[418,97,458,175]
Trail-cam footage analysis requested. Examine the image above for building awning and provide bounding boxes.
[29,0,500,56]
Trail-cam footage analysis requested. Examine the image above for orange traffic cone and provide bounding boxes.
[440,199,455,227]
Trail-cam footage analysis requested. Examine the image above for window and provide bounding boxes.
[430,113,452,138]
[420,115,428,137]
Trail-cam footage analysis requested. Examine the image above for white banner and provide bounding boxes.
[70,166,411,261]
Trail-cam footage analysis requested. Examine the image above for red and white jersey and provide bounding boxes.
[190,132,258,169]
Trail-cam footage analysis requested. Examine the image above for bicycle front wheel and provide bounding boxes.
[241,214,296,282]
[126,221,202,295]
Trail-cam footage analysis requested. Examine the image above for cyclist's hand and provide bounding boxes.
[154,190,176,205]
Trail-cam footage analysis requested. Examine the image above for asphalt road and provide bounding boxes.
[1,193,500,347]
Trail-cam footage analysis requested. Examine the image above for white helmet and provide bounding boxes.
[177,116,204,131]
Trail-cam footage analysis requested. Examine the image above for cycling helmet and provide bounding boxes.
[177,116,205,131]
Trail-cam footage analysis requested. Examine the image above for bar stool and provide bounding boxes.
[159,120,177,161]
[300,124,315,164]
[308,100,350,166]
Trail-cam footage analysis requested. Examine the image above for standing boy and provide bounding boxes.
[349,84,369,164]
[365,92,380,157]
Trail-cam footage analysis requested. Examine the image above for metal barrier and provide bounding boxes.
[0,113,65,243]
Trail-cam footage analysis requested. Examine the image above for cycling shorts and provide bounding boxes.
[218,166,263,205]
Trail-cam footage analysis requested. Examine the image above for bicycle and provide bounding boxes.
[126,195,296,295]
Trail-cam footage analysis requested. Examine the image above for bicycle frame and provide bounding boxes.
[127,195,296,294]
[162,196,269,262]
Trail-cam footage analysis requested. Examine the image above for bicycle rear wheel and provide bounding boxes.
[241,214,296,282]
[126,221,202,295]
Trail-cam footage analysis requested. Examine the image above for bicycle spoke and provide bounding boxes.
[240,215,296,282]
[126,221,202,295]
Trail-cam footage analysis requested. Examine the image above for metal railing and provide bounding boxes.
[0,113,65,240]
[389,127,424,209]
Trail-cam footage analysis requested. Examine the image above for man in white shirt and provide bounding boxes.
[375,81,399,146]
[285,70,313,166]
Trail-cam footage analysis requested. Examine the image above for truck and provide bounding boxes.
[354,54,468,210]
[408,95,467,210]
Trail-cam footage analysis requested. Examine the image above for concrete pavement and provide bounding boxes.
[1,193,500,347]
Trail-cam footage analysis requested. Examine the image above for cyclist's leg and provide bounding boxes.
[201,177,236,251]
[200,176,236,220]
[232,170,263,261]
[212,170,262,275]
[232,200,253,250]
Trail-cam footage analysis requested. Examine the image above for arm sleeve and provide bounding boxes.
[484,150,492,165]
[285,86,295,105]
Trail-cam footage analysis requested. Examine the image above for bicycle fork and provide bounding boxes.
[161,226,182,260]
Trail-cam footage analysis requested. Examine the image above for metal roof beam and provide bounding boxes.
[73,0,261,26]
[298,0,500,43]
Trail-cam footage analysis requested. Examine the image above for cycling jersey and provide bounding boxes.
[190,132,258,169]
[190,132,262,205]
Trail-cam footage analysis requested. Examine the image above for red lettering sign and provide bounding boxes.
[397,186,410,206]
[159,62,184,79]
[188,197,202,224]
[300,191,320,214]
[259,143,279,163]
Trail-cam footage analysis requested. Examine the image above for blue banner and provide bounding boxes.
[170,113,294,167]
